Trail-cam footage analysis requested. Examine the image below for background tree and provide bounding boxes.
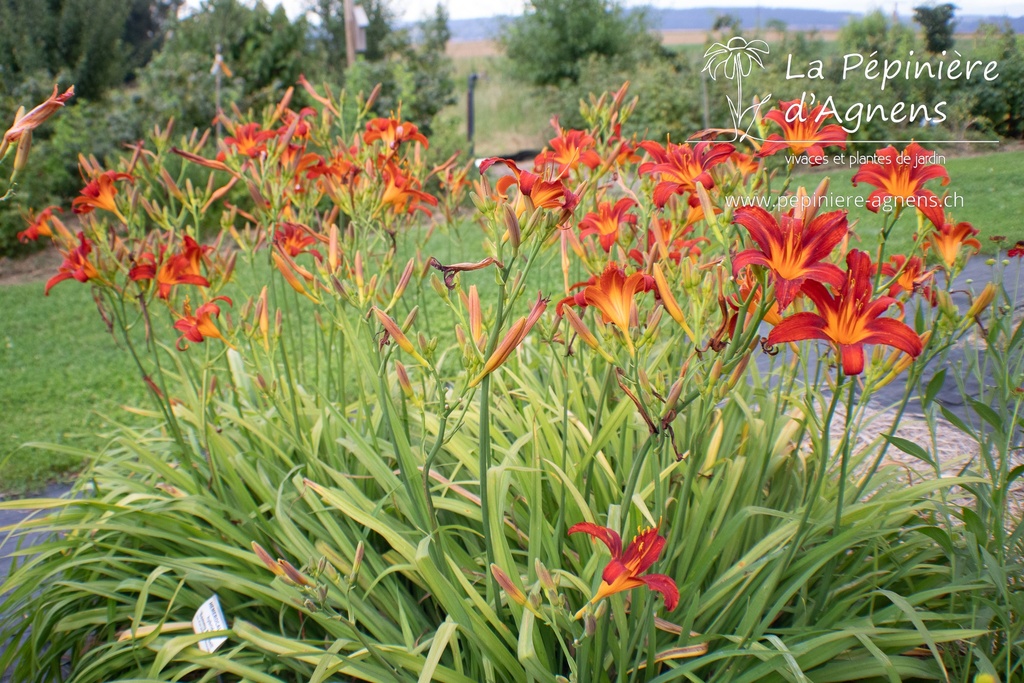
[914,3,957,53]
[501,0,659,87]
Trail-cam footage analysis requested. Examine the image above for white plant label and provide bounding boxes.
[191,594,229,653]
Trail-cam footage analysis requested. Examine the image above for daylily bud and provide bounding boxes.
[490,564,527,606]
[389,258,415,305]
[664,377,684,415]
[275,309,283,338]
[535,558,557,591]
[328,224,340,273]
[563,306,614,362]
[351,540,365,577]
[13,130,31,173]
[469,294,548,387]
[257,286,270,349]
[584,612,597,637]
[966,282,996,319]
[372,307,429,365]
[365,83,382,111]
[252,542,285,576]
[395,361,413,397]
[468,285,483,349]
[503,203,521,251]
[430,273,449,301]
[709,359,723,383]
[354,251,365,289]
[278,559,313,586]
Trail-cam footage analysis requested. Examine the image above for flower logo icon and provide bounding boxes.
[703,36,772,139]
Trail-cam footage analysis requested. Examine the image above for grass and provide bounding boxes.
[793,148,1024,256]
[0,281,145,495]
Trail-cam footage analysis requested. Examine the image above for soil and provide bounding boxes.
[0,246,63,286]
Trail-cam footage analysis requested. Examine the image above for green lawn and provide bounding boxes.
[0,281,146,495]
[784,148,1024,257]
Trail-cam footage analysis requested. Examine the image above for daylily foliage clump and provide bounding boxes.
[2,81,1020,683]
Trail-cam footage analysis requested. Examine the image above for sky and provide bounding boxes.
[268,0,1024,23]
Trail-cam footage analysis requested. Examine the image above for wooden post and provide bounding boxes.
[343,0,357,67]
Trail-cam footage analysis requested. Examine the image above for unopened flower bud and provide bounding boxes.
[584,612,597,637]
[395,361,413,397]
[490,564,527,606]
[351,540,365,577]
[503,203,521,251]
[252,542,285,576]
[966,282,996,319]
[535,558,557,591]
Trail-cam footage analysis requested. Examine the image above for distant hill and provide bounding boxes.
[437,6,1024,42]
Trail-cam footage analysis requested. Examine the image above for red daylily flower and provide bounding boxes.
[277,107,316,139]
[732,204,848,310]
[568,522,679,616]
[578,198,638,252]
[881,254,936,304]
[852,142,949,213]
[71,171,133,216]
[535,127,596,174]
[919,203,981,269]
[130,236,211,299]
[758,99,847,163]
[480,157,579,224]
[17,206,61,243]
[1008,240,1024,258]
[45,231,100,295]
[638,140,734,208]
[629,217,709,266]
[726,151,760,179]
[174,296,233,350]
[380,162,438,216]
[274,222,323,261]
[363,117,429,150]
[222,123,276,159]
[765,250,924,375]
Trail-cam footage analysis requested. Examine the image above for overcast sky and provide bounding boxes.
[263,0,1024,22]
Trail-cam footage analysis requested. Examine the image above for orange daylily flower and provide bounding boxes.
[173,296,233,351]
[578,263,655,355]
[765,250,924,376]
[0,85,75,157]
[726,151,760,179]
[630,216,709,266]
[274,222,322,261]
[919,203,981,269]
[380,162,438,216]
[363,117,429,150]
[881,254,936,305]
[276,107,316,140]
[221,122,276,159]
[732,204,848,310]
[480,157,579,224]
[130,235,211,299]
[757,98,847,163]
[568,522,679,618]
[45,231,100,295]
[535,127,596,174]
[852,142,949,213]
[578,198,638,252]
[16,206,62,243]
[638,140,734,208]
[71,171,133,217]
